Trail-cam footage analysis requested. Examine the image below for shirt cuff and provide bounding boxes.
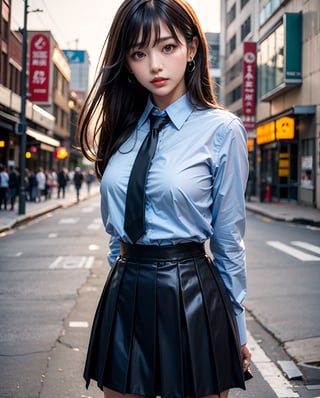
[235,308,247,346]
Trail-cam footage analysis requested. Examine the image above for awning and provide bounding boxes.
[0,110,19,131]
[257,105,316,125]
[26,128,60,147]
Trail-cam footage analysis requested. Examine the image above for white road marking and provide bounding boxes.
[58,218,79,224]
[49,256,94,269]
[88,244,100,251]
[291,241,320,255]
[81,207,94,213]
[48,233,58,238]
[15,252,22,257]
[247,330,299,397]
[266,241,320,261]
[87,218,102,230]
[69,321,88,328]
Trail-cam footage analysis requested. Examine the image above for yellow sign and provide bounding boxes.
[256,121,275,145]
[247,138,255,152]
[278,152,289,177]
[276,117,295,140]
[257,116,295,145]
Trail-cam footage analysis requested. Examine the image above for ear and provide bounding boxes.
[187,36,199,61]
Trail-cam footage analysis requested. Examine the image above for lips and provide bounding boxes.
[151,77,168,87]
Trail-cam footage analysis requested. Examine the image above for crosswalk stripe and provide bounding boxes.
[266,241,320,261]
[291,241,320,255]
[247,330,299,397]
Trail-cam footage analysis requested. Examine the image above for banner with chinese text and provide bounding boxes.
[242,42,257,117]
[29,33,50,103]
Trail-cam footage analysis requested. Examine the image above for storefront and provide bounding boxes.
[257,106,316,205]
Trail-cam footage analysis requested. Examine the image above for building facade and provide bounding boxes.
[63,49,90,168]
[28,30,72,169]
[221,0,320,209]
[205,32,221,103]
[0,0,57,171]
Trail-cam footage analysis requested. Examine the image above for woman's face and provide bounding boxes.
[126,20,198,110]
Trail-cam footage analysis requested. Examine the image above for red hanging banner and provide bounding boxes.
[29,33,50,103]
[242,42,257,117]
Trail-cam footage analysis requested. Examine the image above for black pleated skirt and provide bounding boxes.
[84,242,245,398]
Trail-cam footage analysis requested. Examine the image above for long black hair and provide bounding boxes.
[78,0,218,180]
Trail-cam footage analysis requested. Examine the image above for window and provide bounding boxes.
[259,0,283,26]
[226,60,242,84]
[227,85,242,105]
[1,51,8,86]
[241,16,251,41]
[227,4,236,25]
[258,24,284,97]
[208,44,220,68]
[241,0,250,9]
[229,34,236,55]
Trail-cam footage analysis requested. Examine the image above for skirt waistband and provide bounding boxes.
[120,241,205,261]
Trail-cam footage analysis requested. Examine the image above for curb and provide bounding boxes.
[0,203,62,234]
[245,206,320,227]
[0,191,99,234]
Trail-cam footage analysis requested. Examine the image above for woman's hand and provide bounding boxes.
[240,343,252,372]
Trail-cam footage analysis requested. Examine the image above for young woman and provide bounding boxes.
[78,1,252,397]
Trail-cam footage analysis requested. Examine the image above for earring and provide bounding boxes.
[128,73,136,84]
[187,59,196,73]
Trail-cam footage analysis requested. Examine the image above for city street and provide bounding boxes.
[0,195,319,397]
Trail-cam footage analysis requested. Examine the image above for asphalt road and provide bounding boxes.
[0,196,319,398]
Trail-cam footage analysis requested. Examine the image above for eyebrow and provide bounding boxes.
[132,35,175,48]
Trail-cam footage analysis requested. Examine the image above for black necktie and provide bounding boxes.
[124,113,170,243]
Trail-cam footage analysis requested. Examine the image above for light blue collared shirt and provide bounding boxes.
[100,94,249,344]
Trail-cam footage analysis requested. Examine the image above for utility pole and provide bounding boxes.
[18,1,42,215]
[18,0,28,215]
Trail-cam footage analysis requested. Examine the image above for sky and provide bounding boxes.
[11,0,220,82]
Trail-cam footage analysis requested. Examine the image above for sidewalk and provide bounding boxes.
[0,183,100,233]
[1,189,320,233]
[245,197,320,227]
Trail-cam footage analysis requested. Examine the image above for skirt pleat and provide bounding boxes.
[83,243,246,397]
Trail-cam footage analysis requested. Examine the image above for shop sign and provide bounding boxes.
[284,13,302,82]
[242,42,257,117]
[29,33,50,103]
[275,117,295,140]
[63,50,85,64]
[256,121,275,145]
[257,116,295,145]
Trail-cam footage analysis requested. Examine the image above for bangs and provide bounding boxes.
[124,4,182,50]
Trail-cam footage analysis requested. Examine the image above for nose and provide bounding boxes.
[149,52,163,72]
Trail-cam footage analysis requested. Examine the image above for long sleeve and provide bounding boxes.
[210,117,249,345]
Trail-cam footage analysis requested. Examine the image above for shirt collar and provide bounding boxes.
[137,94,195,131]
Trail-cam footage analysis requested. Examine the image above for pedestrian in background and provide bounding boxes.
[57,168,68,199]
[78,1,251,398]
[0,164,9,210]
[8,167,20,211]
[27,170,37,202]
[85,169,95,194]
[36,167,46,202]
[73,167,83,202]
